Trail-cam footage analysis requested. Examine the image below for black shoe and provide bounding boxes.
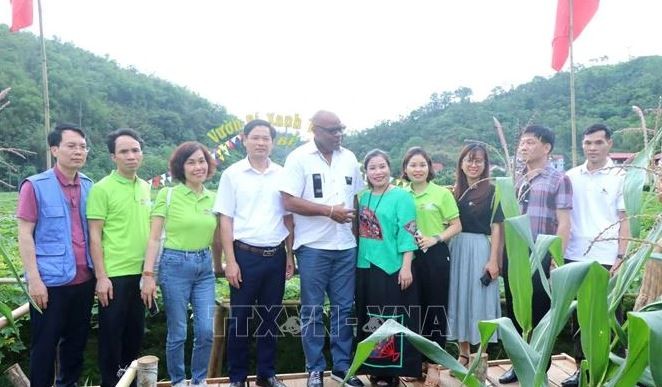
[308,371,324,387]
[331,370,365,386]
[498,368,518,384]
[561,370,580,387]
[256,376,286,387]
[229,382,247,387]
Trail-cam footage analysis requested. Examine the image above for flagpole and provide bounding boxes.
[37,0,51,170]
[569,0,577,167]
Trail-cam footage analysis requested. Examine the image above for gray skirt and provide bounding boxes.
[447,232,500,344]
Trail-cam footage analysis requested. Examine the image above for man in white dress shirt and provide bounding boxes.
[280,110,365,387]
[215,119,294,387]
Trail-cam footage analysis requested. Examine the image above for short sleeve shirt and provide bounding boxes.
[16,166,92,284]
[357,187,418,274]
[152,184,217,251]
[280,141,365,250]
[565,159,625,264]
[405,182,459,237]
[214,158,289,247]
[86,171,151,277]
[457,184,504,235]
[515,163,573,240]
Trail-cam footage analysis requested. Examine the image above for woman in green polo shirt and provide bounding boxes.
[356,149,420,387]
[141,141,222,387]
[401,146,462,386]
[447,143,503,366]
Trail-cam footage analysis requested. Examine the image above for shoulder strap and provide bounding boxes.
[166,186,173,208]
[161,187,173,242]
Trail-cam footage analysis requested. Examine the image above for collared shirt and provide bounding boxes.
[152,183,217,251]
[565,159,625,264]
[404,182,459,237]
[214,157,289,247]
[17,165,92,284]
[86,170,151,277]
[280,141,365,250]
[515,163,573,240]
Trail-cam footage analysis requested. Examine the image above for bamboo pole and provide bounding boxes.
[0,277,25,284]
[0,302,29,330]
[115,360,138,387]
[37,0,51,170]
[569,0,578,167]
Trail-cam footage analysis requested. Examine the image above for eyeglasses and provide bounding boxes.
[463,158,485,166]
[62,143,90,152]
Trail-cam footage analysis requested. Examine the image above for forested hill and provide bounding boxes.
[1,24,661,186]
[344,56,662,180]
[0,25,231,184]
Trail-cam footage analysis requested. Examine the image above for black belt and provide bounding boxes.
[234,240,284,257]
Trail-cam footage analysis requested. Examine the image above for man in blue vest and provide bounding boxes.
[17,123,95,387]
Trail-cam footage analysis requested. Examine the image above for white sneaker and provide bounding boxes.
[190,381,208,387]
[172,381,188,387]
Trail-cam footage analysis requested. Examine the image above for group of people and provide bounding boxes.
[15,109,660,387]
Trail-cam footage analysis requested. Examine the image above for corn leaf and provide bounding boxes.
[494,176,520,219]
[504,215,534,337]
[478,317,540,386]
[623,127,662,238]
[606,310,662,387]
[576,263,610,386]
[345,319,483,387]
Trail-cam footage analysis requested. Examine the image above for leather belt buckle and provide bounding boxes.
[263,248,277,257]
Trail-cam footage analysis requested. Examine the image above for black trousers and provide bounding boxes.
[29,279,95,387]
[227,243,286,382]
[413,242,450,360]
[502,252,551,333]
[98,275,145,387]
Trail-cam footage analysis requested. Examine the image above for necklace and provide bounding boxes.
[366,185,390,213]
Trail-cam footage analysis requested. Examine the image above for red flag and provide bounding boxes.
[551,0,599,71]
[10,0,33,32]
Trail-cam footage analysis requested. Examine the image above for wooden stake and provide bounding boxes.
[3,364,29,387]
[136,355,159,387]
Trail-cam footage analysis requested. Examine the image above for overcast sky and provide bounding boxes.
[2,0,661,131]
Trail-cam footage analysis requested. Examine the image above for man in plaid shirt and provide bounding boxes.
[499,124,573,384]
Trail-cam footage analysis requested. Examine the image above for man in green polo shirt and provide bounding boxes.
[87,128,151,387]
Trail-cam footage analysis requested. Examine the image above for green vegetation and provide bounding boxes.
[343,56,662,177]
[0,25,230,184]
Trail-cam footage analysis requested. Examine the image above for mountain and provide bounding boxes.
[343,56,662,182]
[0,25,231,185]
[2,24,661,186]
